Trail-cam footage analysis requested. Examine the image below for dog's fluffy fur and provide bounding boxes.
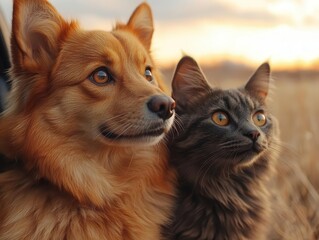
[0,0,175,239]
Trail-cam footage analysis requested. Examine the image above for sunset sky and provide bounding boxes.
[1,0,319,70]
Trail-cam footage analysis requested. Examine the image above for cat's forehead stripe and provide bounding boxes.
[219,90,256,112]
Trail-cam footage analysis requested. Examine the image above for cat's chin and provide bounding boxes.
[236,150,264,168]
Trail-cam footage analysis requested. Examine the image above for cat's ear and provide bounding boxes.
[127,3,154,50]
[172,56,211,111]
[11,0,76,73]
[245,62,271,101]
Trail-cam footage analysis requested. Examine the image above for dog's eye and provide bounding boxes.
[89,68,112,85]
[145,67,153,82]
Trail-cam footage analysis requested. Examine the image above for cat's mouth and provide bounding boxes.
[231,144,266,166]
[252,143,265,153]
[237,142,267,163]
[241,141,266,153]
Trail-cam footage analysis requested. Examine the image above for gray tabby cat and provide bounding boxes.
[164,56,280,240]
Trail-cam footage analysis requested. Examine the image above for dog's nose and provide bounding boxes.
[147,95,176,120]
[245,130,260,142]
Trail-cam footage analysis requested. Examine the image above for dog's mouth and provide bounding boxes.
[99,125,165,140]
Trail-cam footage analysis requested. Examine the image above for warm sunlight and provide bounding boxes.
[1,0,319,69]
[152,20,319,69]
[0,1,318,239]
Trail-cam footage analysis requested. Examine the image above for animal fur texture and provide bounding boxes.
[0,0,176,239]
[163,56,319,240]
[163,56,280,240]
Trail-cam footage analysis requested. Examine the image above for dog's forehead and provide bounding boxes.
[64,30,122,55]
[56,30,125,72]
[112,30,149,64]
[62,29,148,65]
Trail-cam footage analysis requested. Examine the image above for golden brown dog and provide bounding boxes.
[0,0,175,239]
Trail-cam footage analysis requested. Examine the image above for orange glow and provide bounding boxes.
[2,0,318,70]
[150,19,319,70]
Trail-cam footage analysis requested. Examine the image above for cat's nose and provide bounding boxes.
[245,130,260,142]
[147,95,176,120]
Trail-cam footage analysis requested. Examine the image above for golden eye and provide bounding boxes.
[89,68,112,85]
[212,111,229,126]
[145,67,153,82]
[253,111,267,127]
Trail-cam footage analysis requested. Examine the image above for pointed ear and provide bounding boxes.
[245,62,271,102]
[127,3,154,50]
[11,0,75,72]
[172,56,211,111]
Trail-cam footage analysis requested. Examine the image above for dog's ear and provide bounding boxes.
[172,56,211,111]
[127,3,154,50]
[11,0,76,72]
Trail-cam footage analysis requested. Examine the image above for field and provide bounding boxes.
[272,74,319,190]
[161,63,319,192]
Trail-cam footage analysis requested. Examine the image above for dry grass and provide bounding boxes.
[271,77,319,190]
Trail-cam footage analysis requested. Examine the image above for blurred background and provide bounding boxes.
[0,0,318,191]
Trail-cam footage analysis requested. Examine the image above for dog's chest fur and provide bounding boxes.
[0,147,175,240]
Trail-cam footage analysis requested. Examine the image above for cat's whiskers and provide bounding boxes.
[218,139,249,150]
[268,142,284,155]
[218,140,240,147]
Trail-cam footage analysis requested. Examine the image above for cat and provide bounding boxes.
[163,56,281,240]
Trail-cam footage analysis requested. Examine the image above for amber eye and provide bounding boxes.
[145,67,153,82]
[212,111,229,126]
[253,111,267,127]
[89,68,112,85]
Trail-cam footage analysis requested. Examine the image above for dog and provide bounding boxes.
[0,0,175,239]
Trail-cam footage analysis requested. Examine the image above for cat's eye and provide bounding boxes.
[253,111,267,127]
[212,111,229,126]
[145,66,153,82]
[89,67,113,85]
